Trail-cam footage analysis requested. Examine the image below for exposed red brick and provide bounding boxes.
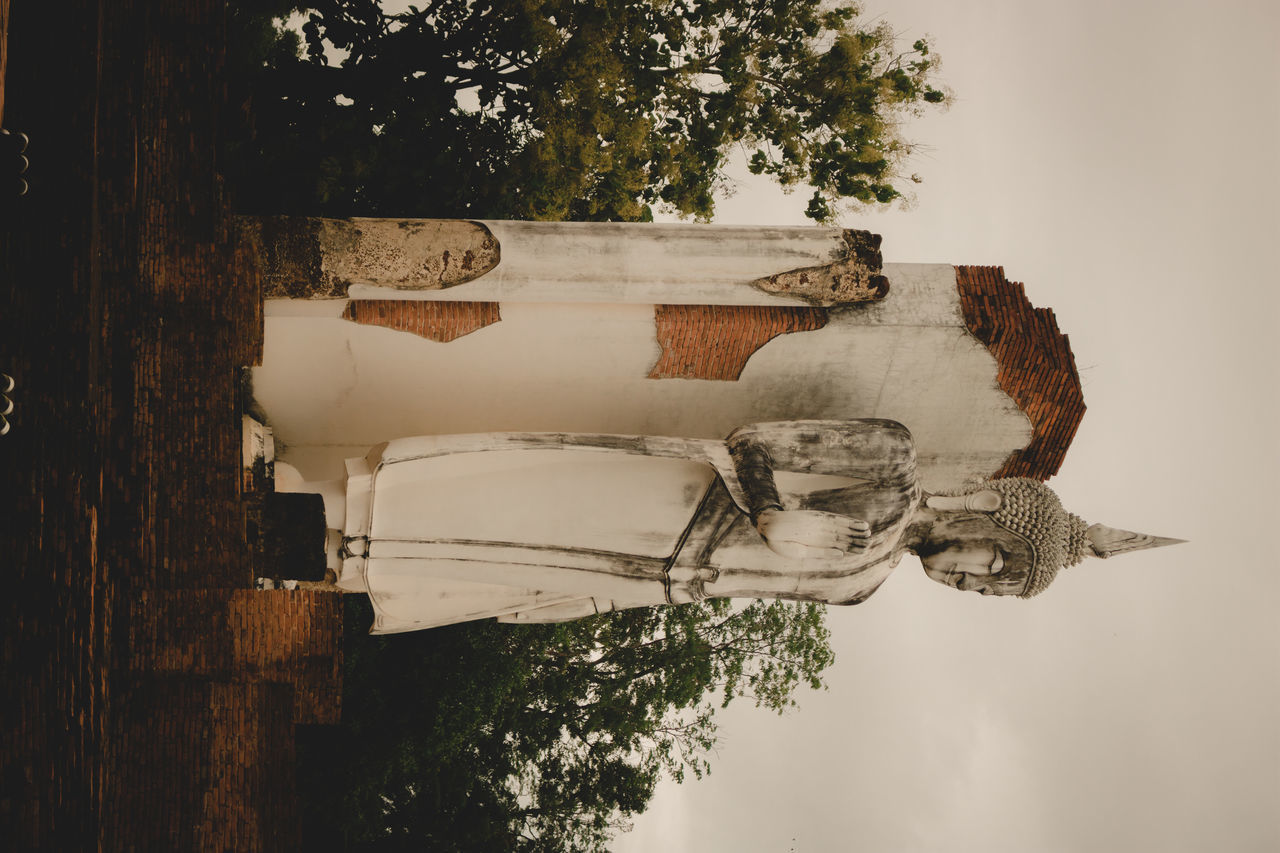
[649,304,829,381]
[955,266,1086,481]
[343,299,501,342]
[2,2,340,847]
[103,679,300,852]
[127,589,343,725]
[0,0,9,124]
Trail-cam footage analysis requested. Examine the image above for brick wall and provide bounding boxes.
[955,265,1086,480]
[0,1,342,848]
[343,299,501,342]
[0,0,9,124]
[127,590,343,724]
[103,679,300,852]
[649,304,830,380]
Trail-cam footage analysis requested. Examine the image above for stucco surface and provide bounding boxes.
[254,264,1030,490]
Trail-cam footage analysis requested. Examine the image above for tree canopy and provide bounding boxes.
[228,0,946,221]
[297,596,833,851]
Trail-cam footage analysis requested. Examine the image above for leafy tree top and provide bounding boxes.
[298,596,833,851]
[229,0,947,221]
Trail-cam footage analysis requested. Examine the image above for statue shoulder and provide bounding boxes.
[728,418,912,440]
[726,419,917,480]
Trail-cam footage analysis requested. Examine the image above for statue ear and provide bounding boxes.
[925,490,1002,513]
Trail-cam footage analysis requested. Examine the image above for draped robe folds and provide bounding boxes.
[336,420,922,633]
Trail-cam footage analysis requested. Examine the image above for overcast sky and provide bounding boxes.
[614,0,1279,850]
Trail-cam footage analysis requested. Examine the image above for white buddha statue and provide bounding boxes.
[279,419,1180,633]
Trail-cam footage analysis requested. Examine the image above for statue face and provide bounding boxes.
[917,514,1036,596]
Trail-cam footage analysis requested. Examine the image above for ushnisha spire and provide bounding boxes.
[1086,524,1187,559]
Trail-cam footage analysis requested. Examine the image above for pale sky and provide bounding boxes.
[615,0,1280,850]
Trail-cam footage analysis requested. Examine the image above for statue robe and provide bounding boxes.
[337,420,921,633]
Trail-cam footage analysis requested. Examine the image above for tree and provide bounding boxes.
[296,595,833,851]
[227,0,946,221]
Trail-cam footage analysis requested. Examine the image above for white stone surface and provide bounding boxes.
[370,449,713,556]
[349,220,852,305]
[253,262,1030,490]
[338,423,923,632]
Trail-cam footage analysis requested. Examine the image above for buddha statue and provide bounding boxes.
[282,419,1180,632]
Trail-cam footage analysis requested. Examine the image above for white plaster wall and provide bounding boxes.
[346,220,851,305]
[253,263,1031,489]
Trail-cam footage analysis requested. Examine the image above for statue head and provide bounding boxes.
[914,478,1182,597]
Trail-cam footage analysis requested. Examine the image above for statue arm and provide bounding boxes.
[728,433,872,560]
[728,440,785,521]
[726,419,917,483]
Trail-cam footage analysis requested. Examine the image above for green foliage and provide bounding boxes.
[297,595,832,851]
[227,0,946,221]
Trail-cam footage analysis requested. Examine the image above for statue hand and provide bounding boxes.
[755,509,871,561]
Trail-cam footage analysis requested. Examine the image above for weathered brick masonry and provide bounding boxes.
[344,298,502,342]
[649,304,830,380]
[956,265,1086,480]
[102,679,300,852]
[1,1,341,849]
[127,590,343,724]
